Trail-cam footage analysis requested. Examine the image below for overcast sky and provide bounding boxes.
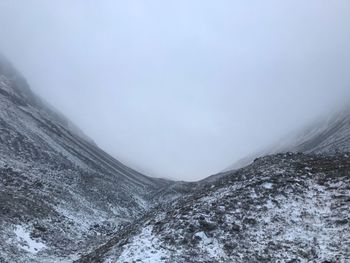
[0,1,350,180]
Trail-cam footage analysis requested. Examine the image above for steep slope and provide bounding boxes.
[78,153,350,263]
[0,56,176,262]
[291,106,350,154]
[224,104,350,172]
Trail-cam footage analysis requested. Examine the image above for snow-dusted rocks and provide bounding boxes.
[0,57,178,262]
[1,55,350,262]
[14,225,47,254]
[109,226,168,263]
[78,153,350,263]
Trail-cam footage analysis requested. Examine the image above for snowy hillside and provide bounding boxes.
[77,153,350,263]
[291,107,350,154]
[1,54,349,263]
[223,105,350,173]
[0,56,178,262]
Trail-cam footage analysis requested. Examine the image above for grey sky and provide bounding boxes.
[0,1,350,180]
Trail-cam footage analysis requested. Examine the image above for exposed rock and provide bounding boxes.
[77,153,350,263]
[0,56,184,262]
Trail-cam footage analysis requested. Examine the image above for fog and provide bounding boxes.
[0,1,350,180]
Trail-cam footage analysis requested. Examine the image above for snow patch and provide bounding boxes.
[194,231,227,260]
[262,182,273,189]
[14,225,47,254]
[109,226,168,263]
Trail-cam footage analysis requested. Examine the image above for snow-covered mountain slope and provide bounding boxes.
[77,153,350,263]
[0,56,178,262]
[223,104,350,172]
[291,106,350,154]
[2,53,350,263]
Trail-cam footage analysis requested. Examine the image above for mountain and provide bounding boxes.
[77,152,350,262]
[223,105,350,172]
[2,55,349,263]
[75,104,350,262]
[0,56,180,262]
[290,106,350,154]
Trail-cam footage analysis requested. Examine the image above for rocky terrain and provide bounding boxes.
[77,153,350,263]
[73,100,350,263]
[1,55,349,263]
[0,57,185,263]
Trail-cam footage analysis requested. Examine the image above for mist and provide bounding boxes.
[0,0,350,180]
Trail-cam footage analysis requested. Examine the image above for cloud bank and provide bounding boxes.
[0,0,350,180]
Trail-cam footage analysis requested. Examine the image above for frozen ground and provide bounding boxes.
[14,225,47,254]
[79,153,350,263]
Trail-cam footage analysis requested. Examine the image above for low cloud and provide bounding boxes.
[0,0,350,180]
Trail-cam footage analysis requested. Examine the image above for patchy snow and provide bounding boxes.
[14,225,47,254]
[105,226,168,263]
[262,182,273,189]
[96,154,350,262]
[194,231,227,260]
[0,75,17,96]
[250,189,258,198]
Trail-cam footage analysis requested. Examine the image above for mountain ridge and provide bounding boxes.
[75,100,350,262]
[223,103,350,173]
[0,56,179,263]
[1,55,350,262]
[77,152,350,262]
